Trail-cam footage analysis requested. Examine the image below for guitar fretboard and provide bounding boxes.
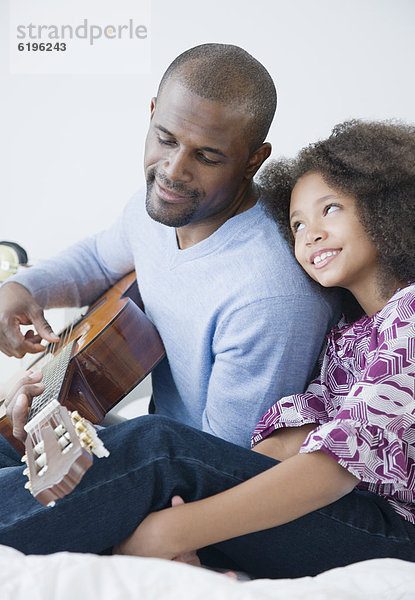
[28,341,75,420]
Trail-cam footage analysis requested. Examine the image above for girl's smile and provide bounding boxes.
[290,172,383,315]
[309,248,341,268]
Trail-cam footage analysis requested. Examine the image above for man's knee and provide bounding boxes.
[107,414,180,453]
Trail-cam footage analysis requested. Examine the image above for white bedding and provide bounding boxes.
[2,545,414,600]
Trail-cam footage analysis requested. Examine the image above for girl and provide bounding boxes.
[4,119,415,579]
[115,119,415,578]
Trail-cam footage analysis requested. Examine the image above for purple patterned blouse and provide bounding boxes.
[252,284,415,524]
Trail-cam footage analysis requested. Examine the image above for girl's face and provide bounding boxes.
[290,172,381,314]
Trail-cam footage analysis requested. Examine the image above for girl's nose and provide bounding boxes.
[305,225,326,245]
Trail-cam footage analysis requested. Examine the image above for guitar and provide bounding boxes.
[0,272,165,506]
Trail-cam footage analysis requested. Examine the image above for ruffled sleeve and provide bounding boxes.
[300,419,413,492]
[300,290,415,492]
[251,379,329,446]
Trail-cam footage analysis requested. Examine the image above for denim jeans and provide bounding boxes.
[1,414,414,578]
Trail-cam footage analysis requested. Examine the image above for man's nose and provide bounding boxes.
[163,149,192,183]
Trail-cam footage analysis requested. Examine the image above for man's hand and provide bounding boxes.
[0,282,59,357]
[4,371,44,441]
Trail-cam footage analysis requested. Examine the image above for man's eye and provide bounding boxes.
[198,153,220,165]
[158,136,175,146]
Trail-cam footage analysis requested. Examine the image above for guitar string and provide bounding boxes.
[27,321,77,450]
[37,321,73,410]
[28,318,76,420]
[44,320,72,404]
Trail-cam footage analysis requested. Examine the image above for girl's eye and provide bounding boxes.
[292,221,305,234]
[325,204,340,215]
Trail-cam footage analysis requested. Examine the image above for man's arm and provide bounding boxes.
[0,237,118,358]
[0,194,138,357]
[202,294,332,448]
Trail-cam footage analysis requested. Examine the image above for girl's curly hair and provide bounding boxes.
[258,119,415,287]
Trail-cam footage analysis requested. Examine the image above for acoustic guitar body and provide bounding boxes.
[0,272,165,453]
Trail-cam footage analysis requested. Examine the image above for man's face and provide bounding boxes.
[144,78,253,229]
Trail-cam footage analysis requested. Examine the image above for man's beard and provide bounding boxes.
[145,170,203,228]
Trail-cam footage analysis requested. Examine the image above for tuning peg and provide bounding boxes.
[21,454,27,463]
[54,424,66,436]
[70,410,110,458]
[58,436,71,450]
[24,481,32,491]
[37,465,48,477]
[23,467,30,477]
[74,422,87,434]
[90,435,110,459]
[79,432,93,446]
[34,441,45,455]
[35,454,47,469]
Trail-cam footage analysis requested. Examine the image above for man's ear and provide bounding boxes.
[149,96,157,119]
[244,142,272,180]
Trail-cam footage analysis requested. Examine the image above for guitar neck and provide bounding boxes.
[28,341,75,421]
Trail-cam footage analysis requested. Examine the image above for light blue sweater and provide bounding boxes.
[12,190,340,448]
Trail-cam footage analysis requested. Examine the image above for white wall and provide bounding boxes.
[0,0,414,383]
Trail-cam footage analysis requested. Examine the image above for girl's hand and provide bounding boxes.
[115,496,238,578]
[170,496,201,567]
[114,496,197,561]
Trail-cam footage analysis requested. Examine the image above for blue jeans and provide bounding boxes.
[1,415,415,578]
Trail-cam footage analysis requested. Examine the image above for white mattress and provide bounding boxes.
[2,544,414,600]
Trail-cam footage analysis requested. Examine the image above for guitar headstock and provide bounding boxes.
[23,400,109,506]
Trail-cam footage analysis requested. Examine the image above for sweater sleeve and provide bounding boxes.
[6,193,141,308]
[202,293,333,449]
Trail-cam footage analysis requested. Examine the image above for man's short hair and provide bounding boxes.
[158,43,277,153]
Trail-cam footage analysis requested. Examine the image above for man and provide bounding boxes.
[0,43,339,451]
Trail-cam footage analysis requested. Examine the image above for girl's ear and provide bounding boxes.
[244,143,272,180]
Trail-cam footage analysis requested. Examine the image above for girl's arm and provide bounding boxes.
[252,423,317,460]
[118,449,359,560]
